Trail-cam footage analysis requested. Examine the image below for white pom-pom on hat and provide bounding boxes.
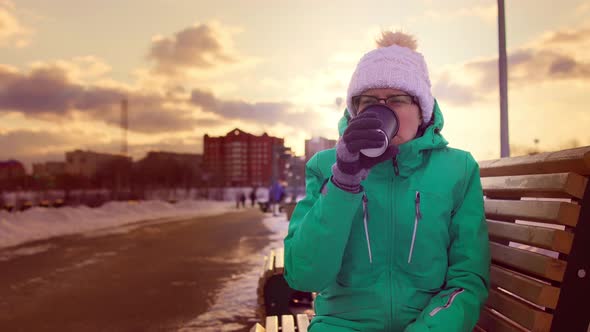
[376,31,418,50]
[346,30,434,125]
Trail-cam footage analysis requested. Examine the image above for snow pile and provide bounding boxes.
[0,200,234,250]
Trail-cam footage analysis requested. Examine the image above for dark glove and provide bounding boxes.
[331,112,399,193]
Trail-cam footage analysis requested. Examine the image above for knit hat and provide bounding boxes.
[346,31,434,125]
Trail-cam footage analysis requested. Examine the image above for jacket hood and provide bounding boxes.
[337,99,448,177]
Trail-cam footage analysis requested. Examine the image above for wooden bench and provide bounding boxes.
[250,314,310,332]
[255,146,590,332]
[257,247,314,321]
[475,146,590,332]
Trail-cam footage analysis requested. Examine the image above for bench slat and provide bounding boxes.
[479,146,590,177]
[250,323,265,332]
[275,247,285,273]
[486,288,553,331]
[482,173,588,200]
[265,316,278,332]
[281,315,295,332]
[490,242,567,282]
[473,325,486,332]
[487,220,574,254]
[485,199,581,227]
[490,265,561,309]
[477,306,527,332]
[296,314,310,332]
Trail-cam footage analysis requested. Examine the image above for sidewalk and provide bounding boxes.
[0,208,271,331]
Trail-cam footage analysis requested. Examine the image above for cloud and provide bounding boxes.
[0,65,87,115]
[0,56,315,138]
[537,24,590,59]
[147,23,236,76]
[0,129,204,169]
[189,89,319,126]
[0,64,130,125]
[29,56,113,84]
[466,49,590,90]
[432,72,482,106]
[0,129,73,154]
[0,1,33,48]
[118,96,199,133]
[0,63,202,133]
[432,23,590,106]
[542,26,590,45]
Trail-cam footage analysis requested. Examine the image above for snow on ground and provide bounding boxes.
[0,192,297,331]
[0,200,234,251]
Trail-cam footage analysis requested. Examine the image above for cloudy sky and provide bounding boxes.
[1,0,589,169]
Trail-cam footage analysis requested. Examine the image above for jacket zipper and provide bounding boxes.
[429,288,465,317]
[361,192,372,264]
[392,155,400,176]
[408,191,421,264]
[388,162,397,331]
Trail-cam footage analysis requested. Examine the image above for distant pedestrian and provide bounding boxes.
[235,191,241,209]
[269,180,284,216]
[249,188,257,207]
[240,192,246,208]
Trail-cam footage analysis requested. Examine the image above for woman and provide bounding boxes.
[284,31,490,331]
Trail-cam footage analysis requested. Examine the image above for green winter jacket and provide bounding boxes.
[284,100,491,331]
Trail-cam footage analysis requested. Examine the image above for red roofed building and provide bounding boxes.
[0,160,26,180]
[203,129,288,187]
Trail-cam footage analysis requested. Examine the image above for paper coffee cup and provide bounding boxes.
[359,105,399,158]
[360,129,389,157]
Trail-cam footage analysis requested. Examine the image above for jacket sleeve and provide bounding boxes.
[283,153,363,292]
[405,153,491,332]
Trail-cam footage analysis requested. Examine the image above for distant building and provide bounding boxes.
[65,150,131,178]
[286,155,306,195]
[203,128,288,187]
[305,136,337,162]
[0,160,26,180]
[32,161,66,178]
[141,151,201,165]
[138,151,202,174]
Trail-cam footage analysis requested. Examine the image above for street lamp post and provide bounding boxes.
[498,0,510,157]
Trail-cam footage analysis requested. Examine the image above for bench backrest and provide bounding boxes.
[476,146,590,332]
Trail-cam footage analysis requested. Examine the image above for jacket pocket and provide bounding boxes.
[315,281,383,315]
[395,190,451,289]
[336,207,376,288]
[407,191,421,264]
[429,288,464,317]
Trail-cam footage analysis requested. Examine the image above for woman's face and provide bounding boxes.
[356,88,422,145]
